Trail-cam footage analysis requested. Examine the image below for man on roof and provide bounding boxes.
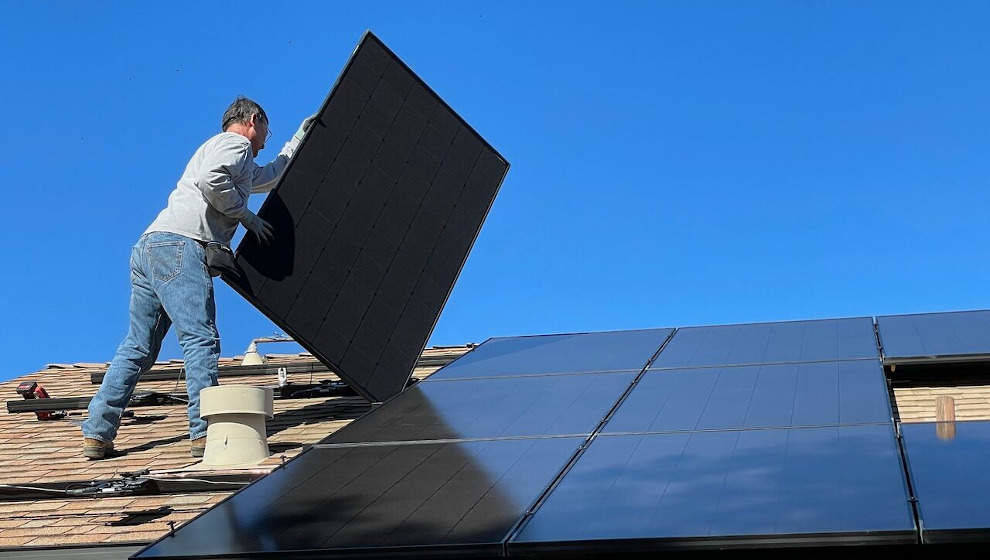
[81,97,315,459]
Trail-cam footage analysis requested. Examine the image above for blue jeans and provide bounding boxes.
[83,232,220,443]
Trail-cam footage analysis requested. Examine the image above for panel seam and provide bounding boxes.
[499,328,679,554]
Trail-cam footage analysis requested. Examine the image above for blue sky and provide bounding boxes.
[2,1,989,380]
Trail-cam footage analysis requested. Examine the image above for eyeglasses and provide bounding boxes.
[253,114,272,143]
[259,118,272,143]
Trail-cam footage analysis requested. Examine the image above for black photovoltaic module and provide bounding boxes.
[223,32,509,402]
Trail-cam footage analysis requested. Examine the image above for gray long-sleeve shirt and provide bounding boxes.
[145,132,299,244]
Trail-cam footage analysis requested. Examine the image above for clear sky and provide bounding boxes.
[2,2,989,380]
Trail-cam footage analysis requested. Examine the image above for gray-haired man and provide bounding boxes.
[82,97,314,459]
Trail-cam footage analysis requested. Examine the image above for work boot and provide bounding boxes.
[190,438,207,458]
[83,438,113,460]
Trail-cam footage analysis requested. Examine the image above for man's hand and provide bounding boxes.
[294,114,318,141]
[242,211,274,246]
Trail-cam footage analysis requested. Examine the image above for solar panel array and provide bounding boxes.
[223,31,509,403]
[139,314,990,558]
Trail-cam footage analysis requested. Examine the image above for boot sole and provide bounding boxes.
[83,447,107,459]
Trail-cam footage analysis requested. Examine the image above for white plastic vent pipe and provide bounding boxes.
[199,386,274,467]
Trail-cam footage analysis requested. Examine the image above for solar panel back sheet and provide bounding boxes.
[224,32,509,402]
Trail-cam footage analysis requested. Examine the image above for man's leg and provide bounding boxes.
[82,239,172,449]
[154,234,220,446]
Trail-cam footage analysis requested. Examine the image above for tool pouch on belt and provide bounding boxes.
[205,242,240,278]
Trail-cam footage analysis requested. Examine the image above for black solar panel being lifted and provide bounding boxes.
[224,31,509,402]
[877,310,990,365]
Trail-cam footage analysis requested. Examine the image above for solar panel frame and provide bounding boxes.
[222,31,510,403]
[877,310,990,366]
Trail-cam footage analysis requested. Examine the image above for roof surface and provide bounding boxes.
[0,346,472,550]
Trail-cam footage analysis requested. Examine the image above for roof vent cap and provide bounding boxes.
[241,341,267,366]
[199,385,274,467]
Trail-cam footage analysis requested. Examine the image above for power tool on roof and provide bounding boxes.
[15,381,66,420]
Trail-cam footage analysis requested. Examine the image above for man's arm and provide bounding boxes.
[248,137,299,193]
[195,135,273,244]
[250,115,319,193]
[197,136,255,220]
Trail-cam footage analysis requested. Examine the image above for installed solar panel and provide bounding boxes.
[604,360,891,433]
[651,317,878,370]
[134,438,581,558]
[511,425,915,552]
[901,420,990,543]
[427,328,672,381]
[224,31,509,402]
[325,372,636,443]
[877,310,990,365]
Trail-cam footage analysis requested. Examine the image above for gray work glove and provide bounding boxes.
[293,114,318,141]
[241,210,274,246]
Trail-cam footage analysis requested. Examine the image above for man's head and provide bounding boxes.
[221,97,270,157]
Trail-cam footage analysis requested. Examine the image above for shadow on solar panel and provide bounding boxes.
[223,31,510,403]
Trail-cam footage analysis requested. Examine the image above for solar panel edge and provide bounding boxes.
[877,308,990,321]
[882,353,990,366]
[362,32,511,171]
[505,530,918,555]
[673,315,876,331]
[481,326,675,341]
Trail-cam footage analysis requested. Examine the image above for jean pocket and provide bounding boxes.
[147,241,184,284]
